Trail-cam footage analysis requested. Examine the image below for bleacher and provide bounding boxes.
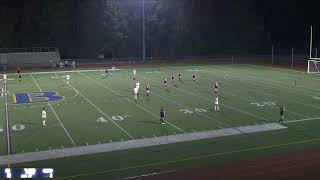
[0,47,60,69]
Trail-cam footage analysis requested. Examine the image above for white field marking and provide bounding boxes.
[150,91,231,128]
[30,74,77,146]
[185,77,309,119]
[79,72,186,133]
[286,117,320,123]
[57,73,135,139]
[205,67,320,98]
[198,68,320,111]
[4,76,11,168]
[143,75,268,122]
[123,169,177,180]
[313,97,320,100]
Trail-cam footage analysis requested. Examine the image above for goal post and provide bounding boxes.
[307,59,320,74]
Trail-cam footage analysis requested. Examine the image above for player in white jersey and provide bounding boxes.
[136,81,140,89]
[42,107,47,126]
[133,69,137,80]
[214,97,219,111]
[213,81,219,94]
[133,87,139,99]
[66,74,70,84]
[111,66,115,76]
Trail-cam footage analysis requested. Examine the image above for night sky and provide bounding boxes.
[0,0,319,58]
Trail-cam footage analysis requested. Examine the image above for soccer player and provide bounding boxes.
[105,67,109,77]
[17,67,22,82]
[160,107,165,124]
[111,65,115,76]
[146,83,150,96]
[213,81,219,94]
[42,107,47,126]
[133,69,137,80]
[66,74,70,84]
[164,78,167,88]
[133,87,138,99]
[178,73,181,81]
[136,81,140,89]
[171,73,175,83]
[71,61,76,68]
[192,72,196,82]
[279,106,285,124]
[214,96,219,111]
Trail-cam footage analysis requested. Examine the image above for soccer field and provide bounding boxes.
[1,64,320,179]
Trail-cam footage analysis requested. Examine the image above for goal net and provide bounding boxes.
[307,59,320,74]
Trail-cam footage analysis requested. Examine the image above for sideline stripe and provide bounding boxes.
[4,76,12,168]
[30,74,77,146]
[57,73,135,139]
[286,116,320,123]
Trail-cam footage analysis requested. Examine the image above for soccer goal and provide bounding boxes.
[307,59,320,74]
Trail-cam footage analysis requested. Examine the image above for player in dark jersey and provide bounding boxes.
[178,73,181,81]
[213,81,219,93]
[17,67,22,82]
[279,106,285,124]
[164,78,167,88]
[106,67,108,75]
[171,73,175,83]
[192,72,196,82]
[160,107,165,124]
[146,83,150,96]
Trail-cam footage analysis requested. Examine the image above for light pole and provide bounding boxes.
[142,0,145,62]
[310,25,313,59]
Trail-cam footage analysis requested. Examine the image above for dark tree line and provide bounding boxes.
[0,0,319,58]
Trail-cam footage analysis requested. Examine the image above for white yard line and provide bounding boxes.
[150,91,230,128]
[286,117,320,123]
[56,73,135,139]
[199,67,320,111]
[30,74,77,146]
[142,74,268,122]
[182,78,309,119]
[79,72,186,133]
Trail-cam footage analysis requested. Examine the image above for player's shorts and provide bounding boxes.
[214,88,218,92]
[147,90,150,93]
[19,75,21,78]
